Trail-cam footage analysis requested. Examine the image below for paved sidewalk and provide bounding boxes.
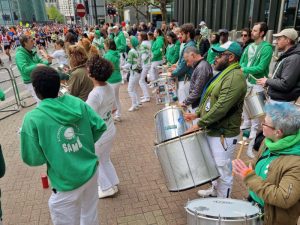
[0,83,261,225]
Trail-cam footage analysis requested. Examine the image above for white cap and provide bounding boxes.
[199,21,206,26]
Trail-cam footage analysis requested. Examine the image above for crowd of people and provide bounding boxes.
[0,18,299,225]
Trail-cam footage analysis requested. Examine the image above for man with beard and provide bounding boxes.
[184,42,247,198]
[168,23,196,102]
[239,22,273,158]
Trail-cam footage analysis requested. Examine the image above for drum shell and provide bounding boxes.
[155,131,219,191]
[244,91,266,119]
[155,106,188,143]
[186,198,262,225]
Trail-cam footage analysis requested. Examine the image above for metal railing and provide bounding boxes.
[10,64,36,108]
[0,67,21,120]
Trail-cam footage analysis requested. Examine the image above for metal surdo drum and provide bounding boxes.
[244,91,266,119]
[185,198,262,225]
[155,131,219,191]
[155,106,189,143]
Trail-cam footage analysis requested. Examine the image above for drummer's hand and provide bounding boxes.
[232,159,253,180]
[183,112,197,122]
[178,102,187,109]
[167,71,172,77]
[185,124,199,134]
[256,78,267,87]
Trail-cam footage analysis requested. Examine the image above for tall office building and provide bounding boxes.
[45,0,60,9]
[0,0,48,26]
[0,0,20,26]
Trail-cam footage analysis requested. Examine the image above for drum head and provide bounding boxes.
[186,198,260,220]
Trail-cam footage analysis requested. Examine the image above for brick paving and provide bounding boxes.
[0,83,297,225]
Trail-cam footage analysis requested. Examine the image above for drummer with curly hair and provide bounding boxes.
[233,103,300,225]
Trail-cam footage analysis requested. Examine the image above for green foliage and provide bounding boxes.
[46,6,65,23]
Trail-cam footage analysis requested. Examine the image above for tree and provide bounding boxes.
[46,6,65,23]
[107,0,168,22]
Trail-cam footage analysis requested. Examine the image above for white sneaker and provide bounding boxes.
[128,106,138,112]
[197,186,217,197]
[114,116,122,122]
[98,187,116,199]
[141,98,150,103]
[140,96,145,99]
[113,186,119,193]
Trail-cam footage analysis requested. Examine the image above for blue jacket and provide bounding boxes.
[172,39,196,81]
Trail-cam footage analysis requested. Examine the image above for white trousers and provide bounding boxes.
[178,80,190,103]
[242,84,264,139]
[110,82,122,118]
[120,52,127,81]
[149,60,163,82]
[139,64,150,98]
[95,128,119,191]
[207,135,239,198]
[25,83,40,105]
[48,172,99,225]
[128,71,140,107]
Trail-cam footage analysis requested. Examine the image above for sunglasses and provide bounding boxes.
[261,122,275,130]
[241,34,248,37]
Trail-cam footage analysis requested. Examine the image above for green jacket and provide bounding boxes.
[20,95,107,192]
[245,131,300,225]
[165,41,180,65]
[240,41,273,84]
[196,65,247,137]
[16,47,50,84]
[172,40,196,81]
[206,43,220,64]
[104,50,122,84]
[114,31,126,53]
[151,36,165,62]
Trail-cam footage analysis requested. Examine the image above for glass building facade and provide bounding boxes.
[172,0,300,32]
[0,0,48,25]
[0,0,19,26]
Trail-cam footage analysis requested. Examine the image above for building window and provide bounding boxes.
[283,0,299,28]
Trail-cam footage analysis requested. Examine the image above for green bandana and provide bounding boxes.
[265,130,300,155]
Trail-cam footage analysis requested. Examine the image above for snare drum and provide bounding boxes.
[185,198,262,225]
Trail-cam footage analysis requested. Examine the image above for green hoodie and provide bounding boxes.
[114,31,127,53]
[206,43,220,64]
[165,41,180,65]
[249,130,300,206]
[15,46,50,84]
[151,36,165,62]
[20,95,107,192]
[239,41,273,84]
[104,50,122,84]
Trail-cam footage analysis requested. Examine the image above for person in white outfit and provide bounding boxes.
[138,31,151,102]
[121,36,141,111]
[86,55,119,199]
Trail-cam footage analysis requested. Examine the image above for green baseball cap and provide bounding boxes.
[212,41,242,58]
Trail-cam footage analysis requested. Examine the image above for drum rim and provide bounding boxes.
[154,105,182,118]
[155,130,203,146]
[185,198,261,220]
